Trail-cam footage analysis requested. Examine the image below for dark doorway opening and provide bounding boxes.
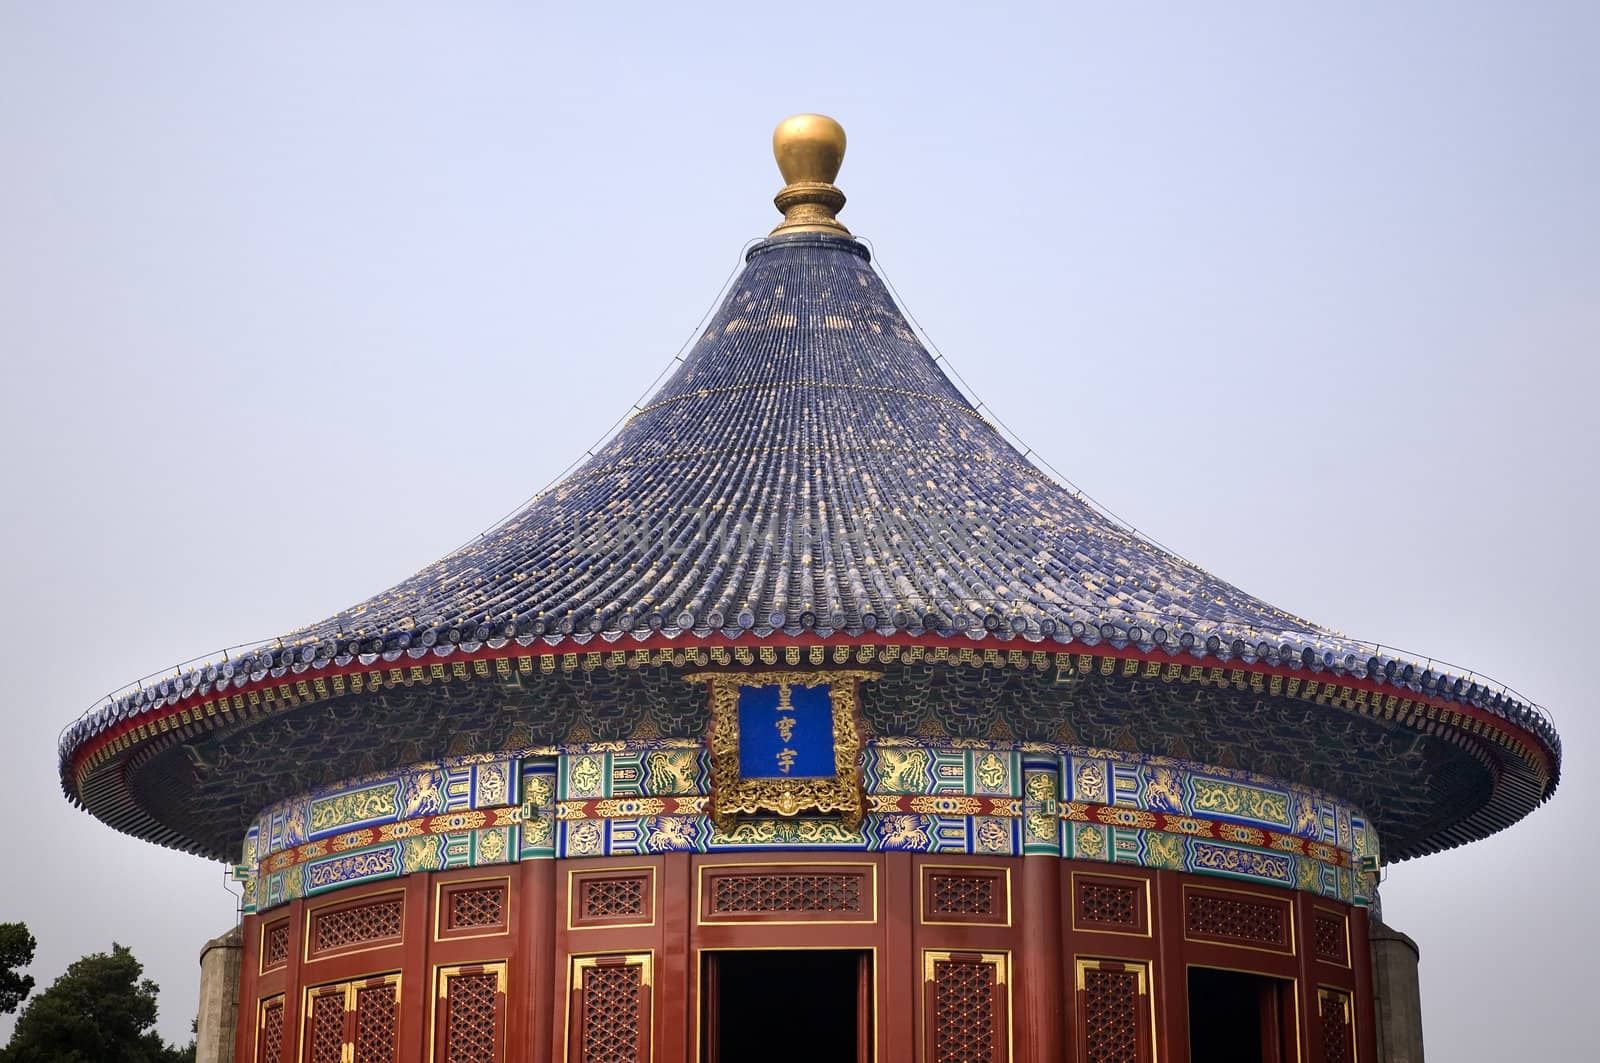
[702,949,871,1063]
[1187,967,1295,1063]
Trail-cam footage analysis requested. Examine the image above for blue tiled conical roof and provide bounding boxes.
[285,234,1332,650]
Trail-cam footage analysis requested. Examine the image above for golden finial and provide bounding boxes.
[770,113,851,237]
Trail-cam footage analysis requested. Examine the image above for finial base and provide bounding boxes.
[771,182,850,236]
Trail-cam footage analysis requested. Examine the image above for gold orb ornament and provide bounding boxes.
[770,113,851,237]
[773,113,847,185]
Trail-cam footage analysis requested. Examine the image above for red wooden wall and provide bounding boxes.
[236,855,1376,1062]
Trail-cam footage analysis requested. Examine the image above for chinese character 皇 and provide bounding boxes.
[776,748,798,774]
[775,715,796,742]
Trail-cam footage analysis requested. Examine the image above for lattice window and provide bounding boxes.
[581,877,646,919]
[929,873,994,915]
[450,885,507,930]
[443,970,501,1063]
[262,921,290,970]
[1184,891,1287,948]
[1313,912,1347,965]
[575,960,646,1063]
[926,953,1005,1063]
[311,896,404,955]
[1077,960,1148,1063]
[1079,881,1140,927]
[257,997,283,1063]
[710,872,862,914]
[307,991,345,1063]
[1319,988,1354,1063]
[354,983,398,1063]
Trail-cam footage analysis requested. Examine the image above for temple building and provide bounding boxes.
[59,115,1561,1063]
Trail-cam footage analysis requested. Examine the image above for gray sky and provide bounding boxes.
[1,2,1594,1056]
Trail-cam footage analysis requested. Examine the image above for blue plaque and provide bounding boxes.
[736,683,837,779]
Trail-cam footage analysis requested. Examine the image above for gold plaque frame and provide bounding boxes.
[691,669,878,831]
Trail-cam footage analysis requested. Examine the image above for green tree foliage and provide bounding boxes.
[1,943,189,1063]
[0,924,34,1014]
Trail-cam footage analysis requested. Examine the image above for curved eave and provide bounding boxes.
[61,631,1559,863]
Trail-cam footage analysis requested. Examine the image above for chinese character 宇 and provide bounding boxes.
[776,748,798,774]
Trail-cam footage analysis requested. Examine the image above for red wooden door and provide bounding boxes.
[299,977,399,1063]
[856,952,872,1063]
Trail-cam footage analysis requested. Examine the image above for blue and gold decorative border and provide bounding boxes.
[237,739,1377,914]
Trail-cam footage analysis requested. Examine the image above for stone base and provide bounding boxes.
[197,926,242,1063]
[1371,919,1425,1063]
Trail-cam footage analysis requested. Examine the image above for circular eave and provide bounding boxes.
[60,632,1559,864]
